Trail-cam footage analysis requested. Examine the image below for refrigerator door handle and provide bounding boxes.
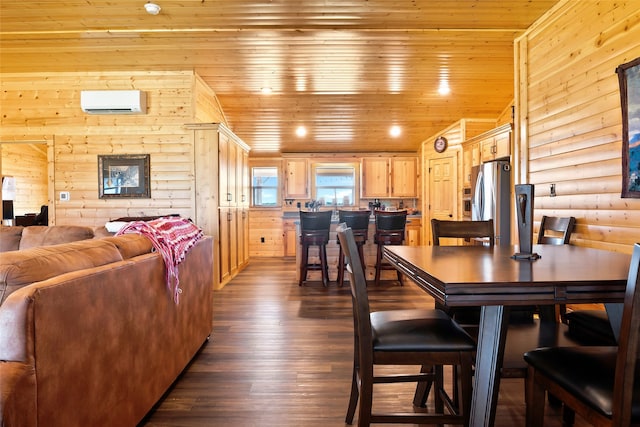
[473,169,484,219]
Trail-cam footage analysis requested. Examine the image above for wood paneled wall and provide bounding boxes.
[0,143,48,215]
[515,0,640,253]
[0,71,225,226]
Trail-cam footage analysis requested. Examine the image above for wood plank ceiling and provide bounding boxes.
[0,1,560,155]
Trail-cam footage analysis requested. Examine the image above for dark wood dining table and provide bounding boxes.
[383,243,631,427]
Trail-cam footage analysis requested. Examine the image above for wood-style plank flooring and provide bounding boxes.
[140,257,590,426]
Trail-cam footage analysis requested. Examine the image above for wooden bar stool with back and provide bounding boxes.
[298,210,333,287]
[373,210,408,286]
[336,210,371,287]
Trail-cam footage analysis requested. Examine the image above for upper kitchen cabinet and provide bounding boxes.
[361,156,418,198]
[390,157,418,197]
[479,123,512,162]
[284,158,309,199]
[361,157,389,198]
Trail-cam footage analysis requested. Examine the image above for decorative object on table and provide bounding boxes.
[98,154,150,199]
[616,56,640,198]
[512,184,540,260]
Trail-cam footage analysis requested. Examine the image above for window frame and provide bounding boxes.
[250,163,282,208]
[311,162,360,207]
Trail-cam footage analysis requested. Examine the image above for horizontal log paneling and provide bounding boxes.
[0,70,227,226]
[249,210,285,257]
[516,0,640,253]
[0,143,48,216]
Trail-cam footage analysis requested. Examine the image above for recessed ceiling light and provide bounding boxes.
[390,125,401,138]
[144,2,161,15]
[438,81,450,95]
[261,87,273,95]
[296,126,307,137]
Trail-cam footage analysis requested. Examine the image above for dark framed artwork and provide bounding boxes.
[98,154,150,199]
[616,57,640,198]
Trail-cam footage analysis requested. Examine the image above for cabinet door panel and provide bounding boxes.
[285,159,309,198]
[391,157,417,197]
[361,157,389,198]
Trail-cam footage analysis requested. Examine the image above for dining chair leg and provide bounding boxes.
[374,244,383,286]
[525,367,546,427]
[345,363,359,424]
[412,364,434,407]
[299,242,309,286]
[320,244,329,287]
[337,244,345,287]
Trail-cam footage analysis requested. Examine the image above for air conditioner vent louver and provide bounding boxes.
[80,90,146,114]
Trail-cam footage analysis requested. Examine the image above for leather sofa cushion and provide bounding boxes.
[0,239,124,304]
[0,226,24,252]
[18,226,95,250]
[102,234,153,259]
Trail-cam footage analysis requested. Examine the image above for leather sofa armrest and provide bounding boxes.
[0,362,36,427]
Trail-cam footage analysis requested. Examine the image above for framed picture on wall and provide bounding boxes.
[98,154,150,199]
[617,56,640,198]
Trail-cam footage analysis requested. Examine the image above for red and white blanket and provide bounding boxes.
[117,217,204,304]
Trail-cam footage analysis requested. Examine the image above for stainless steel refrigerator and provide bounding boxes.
[471,159,511,246]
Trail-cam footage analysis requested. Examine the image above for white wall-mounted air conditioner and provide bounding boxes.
[80,90,147,114]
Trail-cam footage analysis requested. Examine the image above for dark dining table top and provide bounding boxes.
[383,244,631,307]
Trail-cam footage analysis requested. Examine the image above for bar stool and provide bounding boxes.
[336,210,371,287]
[299,210,333,287]
[373,210,407,286]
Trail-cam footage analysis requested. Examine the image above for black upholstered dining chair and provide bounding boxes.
[336,223,476,427]
[524,243,640,427]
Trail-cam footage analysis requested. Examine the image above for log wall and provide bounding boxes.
[0,70,226,226]
[515,0,640,253]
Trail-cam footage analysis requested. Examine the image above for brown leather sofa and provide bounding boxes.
[0,232,214,426]
[0,225,113,253]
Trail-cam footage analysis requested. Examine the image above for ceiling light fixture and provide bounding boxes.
[144,2,161,15]
[389,125,401,138]
[295,126,307,137]
[438,80,450,95]
[261,87,273,95]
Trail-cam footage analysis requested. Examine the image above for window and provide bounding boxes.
[251,166,279,207]
[313,164,357,207]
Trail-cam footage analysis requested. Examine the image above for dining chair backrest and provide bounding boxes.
[431,218,494,246]
[336,223,373,349]
[338,210,371,232]
[300,210,332,240]
[536,215,576,245]
[611,243,640,424]
[374,210,407,232]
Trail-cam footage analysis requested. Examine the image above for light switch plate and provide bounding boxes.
[59,191,70,201]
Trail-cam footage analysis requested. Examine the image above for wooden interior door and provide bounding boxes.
[428,155,458,245]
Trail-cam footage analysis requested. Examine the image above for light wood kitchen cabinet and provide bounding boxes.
[285,158,309,198]
[405,217,421,246]
[283,218,297,257]
[362,156,418,198]
[390,157,418,197]
[480,123,512,162]
[462,141,481,187]
[188,123,250,290]
[361,157,389,198]
[219,133,238,207]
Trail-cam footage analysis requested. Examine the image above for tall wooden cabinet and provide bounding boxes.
[188,123,250,289]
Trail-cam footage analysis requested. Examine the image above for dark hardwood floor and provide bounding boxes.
[140,257,589,426]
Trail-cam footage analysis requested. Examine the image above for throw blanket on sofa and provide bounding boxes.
[117,217,204,303]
